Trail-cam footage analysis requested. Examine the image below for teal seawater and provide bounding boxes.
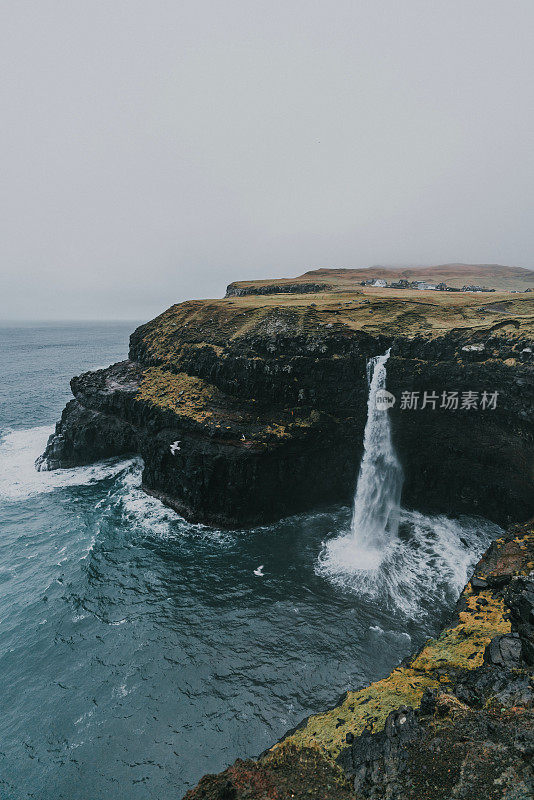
[0,323,501,799]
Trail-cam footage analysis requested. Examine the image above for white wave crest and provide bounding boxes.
[316,509,501,617]
[109,462,235,545]
[0,426,133,502]
[114,464,180,538]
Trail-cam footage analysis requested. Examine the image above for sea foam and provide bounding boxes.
[316,509,501,617]
[0,426,133,502]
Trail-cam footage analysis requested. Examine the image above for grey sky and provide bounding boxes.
[1,1,533,320]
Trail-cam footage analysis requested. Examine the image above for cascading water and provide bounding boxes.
[316,349,403,574]
[350,349,403,558]
[317,349,500,614]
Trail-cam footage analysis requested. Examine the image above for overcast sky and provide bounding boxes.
[1,1,533,320]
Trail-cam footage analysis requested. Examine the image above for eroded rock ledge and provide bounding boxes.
[184,521,534,800]
[38,288,533,526]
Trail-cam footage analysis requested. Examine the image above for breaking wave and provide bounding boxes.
[96,459,236,547]
[0,426,133,502]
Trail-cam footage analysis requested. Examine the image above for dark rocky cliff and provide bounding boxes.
[37,288,534,527]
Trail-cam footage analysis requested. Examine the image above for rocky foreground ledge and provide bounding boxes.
[37,275,534,527]
[185,521,534,799]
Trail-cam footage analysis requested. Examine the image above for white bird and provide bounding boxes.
[253,565,264,577]
[241,434,246,441]
[170,440,181,455]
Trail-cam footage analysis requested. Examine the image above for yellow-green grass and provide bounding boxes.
[280,588,509,758]
[136,366,322,440]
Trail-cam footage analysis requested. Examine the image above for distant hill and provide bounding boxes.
[226,263,534,296]
[301,264,534,292]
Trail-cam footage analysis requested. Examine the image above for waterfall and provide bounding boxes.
[350,349,403,561]
[317,349,498,602]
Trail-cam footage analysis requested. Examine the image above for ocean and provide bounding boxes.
[0,322,501,798]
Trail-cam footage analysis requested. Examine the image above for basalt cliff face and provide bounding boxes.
[38,278,533,528]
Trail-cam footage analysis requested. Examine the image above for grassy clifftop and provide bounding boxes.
[132,288,534,371]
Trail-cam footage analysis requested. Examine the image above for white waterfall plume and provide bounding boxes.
[317,349,403,574]
[316,350,501,611]
[350,349,403,554]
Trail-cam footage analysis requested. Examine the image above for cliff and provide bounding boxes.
[184,520,534,799]
[36,267,534,798]
[38,281,534,527]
